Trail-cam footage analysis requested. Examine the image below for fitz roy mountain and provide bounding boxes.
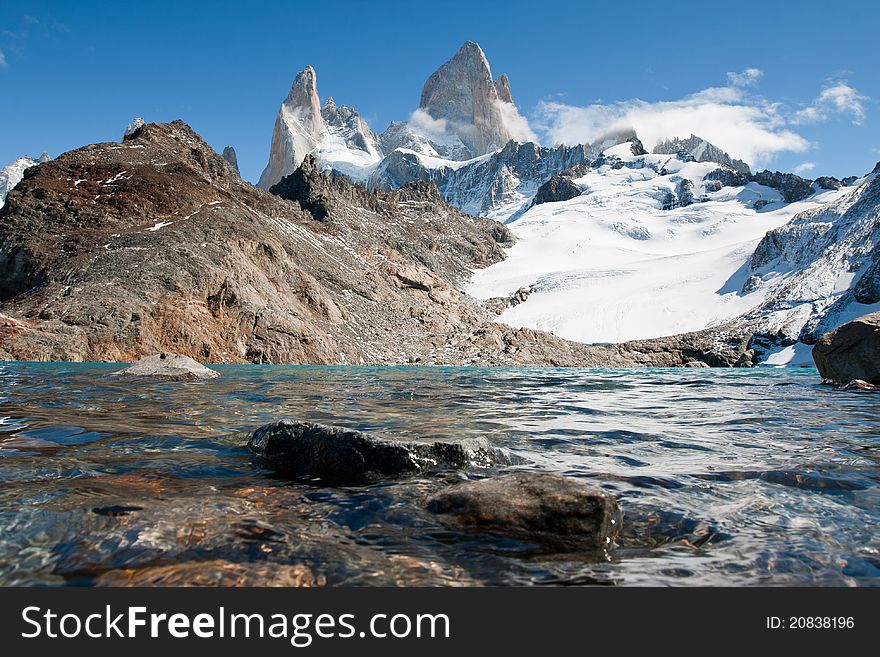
[0,41,878,367]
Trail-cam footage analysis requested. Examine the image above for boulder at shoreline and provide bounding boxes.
[812,312,880,385]
[112,353,220,381]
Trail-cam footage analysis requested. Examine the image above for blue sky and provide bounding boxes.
[1,0,878,182]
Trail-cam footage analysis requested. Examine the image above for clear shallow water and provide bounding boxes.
[1,363,878,586]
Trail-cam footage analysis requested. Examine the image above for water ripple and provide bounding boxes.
[0,362,878,586]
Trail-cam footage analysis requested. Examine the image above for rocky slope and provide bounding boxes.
[0,120,772,368]
[738,166,880,363]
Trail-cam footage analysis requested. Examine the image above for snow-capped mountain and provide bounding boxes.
[251,40,879,366]
[367,141,595,220]
[0,154,49,209]
[654,134,751,175]
[467,141,874,354]
[743,166,880,364]
[256,42,641,219]
[417,41,532,158]
[257,65,383,190]
[258,66,330,189]
[257,41,534,196]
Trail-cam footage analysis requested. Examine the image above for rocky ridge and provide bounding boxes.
[0,120,767,368]
[739,168,880,360]
[654,134,750,175]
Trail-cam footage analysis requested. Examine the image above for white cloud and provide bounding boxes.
[794,82,868,125]
[494,100,537,143]
[0,49,7,69]
[727,68,763,87]
[534,84,810,168]
[793,162,816,175]
[407,108,450,141]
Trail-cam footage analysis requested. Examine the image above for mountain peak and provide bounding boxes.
[258,66,326,189]
[495,73,513,104]
[221,146,239,174]
[284,65,321,113]
[418,41,529,157]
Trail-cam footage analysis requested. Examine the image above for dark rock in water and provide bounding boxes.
[426,471,621,550]
[812,312,880,384]
[751,170,813,203]
[92,505,143,517]
[814,176,841,190]
[221,146,239,173]
[247,420,514,485]
[531,174,581,207]
[112,353,219,380]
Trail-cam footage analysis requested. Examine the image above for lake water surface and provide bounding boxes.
[1,363,878,586]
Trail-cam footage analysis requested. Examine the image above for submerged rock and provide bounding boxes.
[426,471,621,550]
[812,312,880,384]
[95,559,323,587]
[112,353,219,380]
[247,421,514,485]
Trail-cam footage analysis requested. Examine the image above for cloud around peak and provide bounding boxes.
[530,69,872,169]
[533,81,810,168]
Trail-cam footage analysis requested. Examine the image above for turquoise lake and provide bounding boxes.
[1,363,878,586]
